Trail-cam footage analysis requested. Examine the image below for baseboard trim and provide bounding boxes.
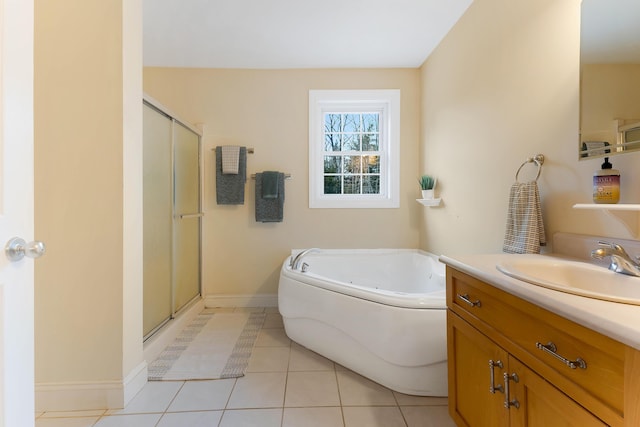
[35,361,148,412]
[35,295,276,412]
[204,294,278,308]
[36,381,119,412]
[122,361,148,408]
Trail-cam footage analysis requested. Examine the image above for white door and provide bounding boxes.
[0,0,36,426]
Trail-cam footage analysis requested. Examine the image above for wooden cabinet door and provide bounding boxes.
[448,311,509,427]
[508,357,607,427]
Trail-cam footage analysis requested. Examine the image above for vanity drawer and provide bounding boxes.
[447,268,625,419]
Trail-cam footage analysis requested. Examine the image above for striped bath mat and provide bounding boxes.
[148,311,266,381]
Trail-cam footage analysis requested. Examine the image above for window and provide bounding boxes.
[309,90,400,208]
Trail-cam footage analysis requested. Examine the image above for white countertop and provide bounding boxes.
[440,253,640,351]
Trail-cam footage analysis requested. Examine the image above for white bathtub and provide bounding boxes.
[278,249,447,396]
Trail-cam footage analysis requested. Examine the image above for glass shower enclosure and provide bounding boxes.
[143,99,202,340]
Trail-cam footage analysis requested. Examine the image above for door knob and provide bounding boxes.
[5,237,46,262]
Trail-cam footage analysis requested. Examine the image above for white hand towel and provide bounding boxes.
[221,145,241,174]
[502,181,546,254]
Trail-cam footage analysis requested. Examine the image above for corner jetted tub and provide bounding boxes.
[278,249,447,396]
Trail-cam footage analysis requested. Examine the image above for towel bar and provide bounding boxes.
[212,147,254,153]
[251,173,291,180]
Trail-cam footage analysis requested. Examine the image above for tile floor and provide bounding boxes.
[35,307,456,427]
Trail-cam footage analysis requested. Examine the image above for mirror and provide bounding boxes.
[579,0,640,160]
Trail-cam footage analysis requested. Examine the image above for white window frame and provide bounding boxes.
[309,89,400,208]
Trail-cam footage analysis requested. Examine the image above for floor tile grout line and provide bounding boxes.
[153,379,188,427]
[281,336,292,427]
[35,307,453,426]
[391,386,410,427]
[218,376,240,426]
[333,364,346,427]
[218,311,285,426]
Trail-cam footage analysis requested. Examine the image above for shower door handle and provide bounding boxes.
[178,212,204,219]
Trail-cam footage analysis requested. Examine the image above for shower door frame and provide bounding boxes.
[143,95,203,341]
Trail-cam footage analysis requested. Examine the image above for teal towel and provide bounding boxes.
[261,171,280,199]
[255,172,285,222]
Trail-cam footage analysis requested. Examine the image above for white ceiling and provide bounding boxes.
[143,0,474,69]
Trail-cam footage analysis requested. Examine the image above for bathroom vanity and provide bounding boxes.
[441,253,640,427]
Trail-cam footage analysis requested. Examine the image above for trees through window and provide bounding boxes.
[309,90,400,209]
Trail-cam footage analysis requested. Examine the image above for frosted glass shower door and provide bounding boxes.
[173,122,201,312]
[143,103,173,337]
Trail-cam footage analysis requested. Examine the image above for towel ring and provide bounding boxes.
[515,154,544,182]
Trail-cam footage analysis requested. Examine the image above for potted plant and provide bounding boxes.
[418,175,436,199]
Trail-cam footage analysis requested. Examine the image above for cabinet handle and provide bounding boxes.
[535,342,587,370]
[489,359,504,393]
[503,372,520,409]
[457,293,481,307]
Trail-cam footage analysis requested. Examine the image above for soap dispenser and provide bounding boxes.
[593,157,620,204]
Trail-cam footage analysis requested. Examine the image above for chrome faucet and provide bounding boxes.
[591,241,640,277]
[289,248,319,270]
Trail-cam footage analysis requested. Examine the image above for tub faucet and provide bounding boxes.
[590,241,640,277]
[290,248,319,270]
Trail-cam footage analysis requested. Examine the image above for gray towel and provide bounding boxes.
[502,181,546,254]
[216,146,247,205]
[255,172,285,222]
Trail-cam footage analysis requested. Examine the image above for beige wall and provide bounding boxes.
[581,63,640,144]
[419,0,640,256]
[31,0,640,410]
[143,68,421,297]
[34,0,143,407]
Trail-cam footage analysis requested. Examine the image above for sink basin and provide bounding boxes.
[496,256,640,305]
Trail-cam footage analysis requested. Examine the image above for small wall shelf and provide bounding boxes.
[573,203,640,238]
[416,198,442,207]
[573,203,640,211]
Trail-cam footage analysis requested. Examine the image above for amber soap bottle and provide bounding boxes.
[593,157,620,204]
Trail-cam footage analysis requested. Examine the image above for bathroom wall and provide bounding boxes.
[34,0,144,409]
[419,0,640,256]
[143,68,421,299]
[581,63,640,144]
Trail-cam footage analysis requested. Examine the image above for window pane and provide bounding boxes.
[325,134,341,151]
[362,133,379,151]
[343,114,361,132]
[342,134,360,151]
[309,89,399,208]
[363,175,380,194]
[324,176,341,194]
[363,113,379,132]
[363,155,380,173]
[325,114,341,133]
[324,155,341,173]
[343,175,361,194]
[343,156,361,174]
